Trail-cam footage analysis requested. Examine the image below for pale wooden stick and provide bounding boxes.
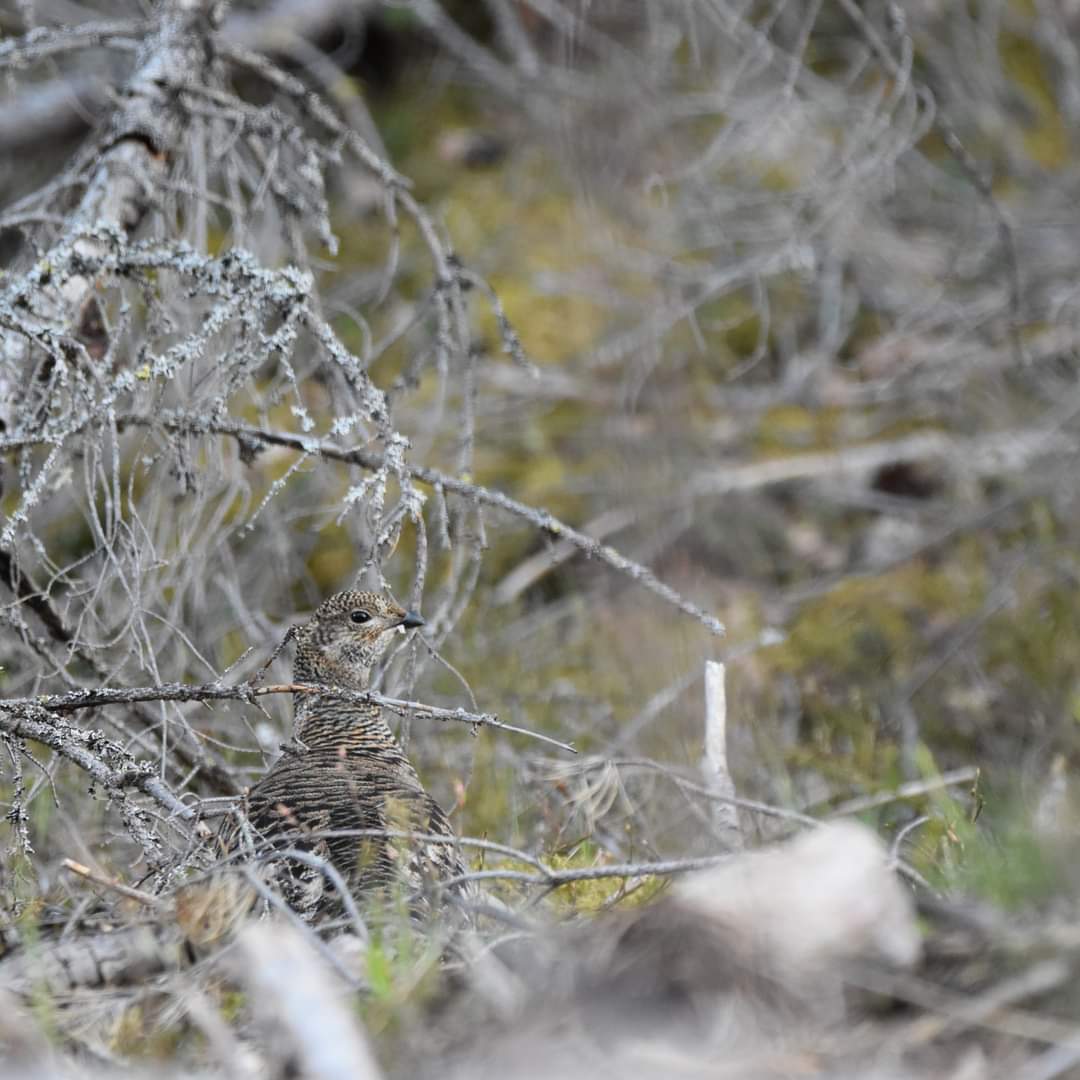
[238,921,384,1080]
[702,660,743,852]
[62,858,160,908]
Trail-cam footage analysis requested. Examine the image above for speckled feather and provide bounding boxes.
[230,591,469,919]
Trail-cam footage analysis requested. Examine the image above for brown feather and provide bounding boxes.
[225,591,469,920]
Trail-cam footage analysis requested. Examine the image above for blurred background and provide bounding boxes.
[1,0,1079,915]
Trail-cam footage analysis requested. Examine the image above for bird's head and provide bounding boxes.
[293,590,425,691]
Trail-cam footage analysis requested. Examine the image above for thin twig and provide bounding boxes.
[214,825,728,890]
[118,413,726,638]
[557,756,822,827]
[62,857,161,908]
[439,854,731,891]
[237,919,386,1080]
[6,680,577,754]
[826,767,980,819]
[551,756,937,894]
[0,702,199,826]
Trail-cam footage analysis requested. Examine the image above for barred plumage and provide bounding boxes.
[228,591,470,920]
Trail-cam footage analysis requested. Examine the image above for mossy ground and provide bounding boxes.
[8,8,1080,1066]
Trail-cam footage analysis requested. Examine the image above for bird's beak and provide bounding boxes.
[400,610,425,629]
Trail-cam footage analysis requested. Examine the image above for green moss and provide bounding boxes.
[690,292,771,366]
[775,578,898,679]
[217,629,248,672]
[983,573,1080,692]
[757,562,990,789]
[999,30,1070,170]
[112,1001,186,1058]
[306,520,358,592]
[773,563,983,680]
[460,736,513,839]
[785,695,898,788]
[755,404,844,453]
[463,182,609,365]
[217,989,247,1024]
[544,841,670,913]
[756,162,796,192]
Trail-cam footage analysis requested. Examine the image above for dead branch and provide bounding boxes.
[492,506,637,605]
[0,2,219,424]
[4,680,576,755]
[0,702,198,838]
[214,824,730,893]
[688,428,1079,499]
[0,0,377,156]
[0,921,188,997]
[237,920,385,1080]
[826,766,981,818]
[0,547,242,798]
[62,858,161,908]
[120,413,726,637]
[701,660,743,852]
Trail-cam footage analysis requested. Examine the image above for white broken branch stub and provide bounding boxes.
[702,660,744,852]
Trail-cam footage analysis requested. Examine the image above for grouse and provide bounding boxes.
[229,591,470,922]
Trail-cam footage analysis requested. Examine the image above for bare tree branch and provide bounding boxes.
[0,701,199,860]
[6,680,577,755]
[122,413,727,637]
[0,0,378,156]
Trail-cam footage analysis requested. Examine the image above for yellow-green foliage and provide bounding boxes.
[983,573,1080,692]
[754,560,986,788]
[543,841,669,914]
[999,28,1070,170]
[359,920,444,1038]
[919,798,1062,910]
[365,82,615,364]
[771,563,983,683]
[699,291,770,362]
[459,736,513,841]
[470,845,668,915]
[216,989,248,1024]
[756,404,845,454]
[306,519,358,592]
[450,179,610,364]
[111,1000,185,1059]
[217,629,248,673]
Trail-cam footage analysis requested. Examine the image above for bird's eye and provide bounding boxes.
[350,610,372,624]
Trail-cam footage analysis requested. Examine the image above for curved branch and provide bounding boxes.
[0,702,197,827]
[122,413,727,637]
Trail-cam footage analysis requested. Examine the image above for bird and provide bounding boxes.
[0,593,472,1000]
[226,590,472,923]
